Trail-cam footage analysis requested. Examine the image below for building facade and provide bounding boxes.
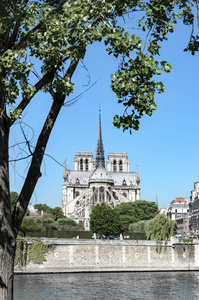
[167,197,190,236]
[61,111,141,230]
[189,181,199,235]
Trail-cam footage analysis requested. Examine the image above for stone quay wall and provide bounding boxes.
[15,238,199,273]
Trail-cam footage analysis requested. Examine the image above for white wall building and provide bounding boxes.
[189,181,199,234]
[167,197,189,235]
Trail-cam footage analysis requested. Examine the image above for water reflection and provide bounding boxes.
[14,272,199,300]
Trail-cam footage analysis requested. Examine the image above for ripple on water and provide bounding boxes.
[14,271,199,300]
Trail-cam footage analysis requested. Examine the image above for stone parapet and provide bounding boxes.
[15,238,199,274]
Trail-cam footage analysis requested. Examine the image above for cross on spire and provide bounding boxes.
[95,109,105,168]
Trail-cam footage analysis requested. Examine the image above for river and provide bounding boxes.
[14,271,199,300]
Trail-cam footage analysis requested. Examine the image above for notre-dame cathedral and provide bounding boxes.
[61,111,141,230]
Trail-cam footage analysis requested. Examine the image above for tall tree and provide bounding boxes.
[114,200,158,228]
[90,202,122,235]
[34,203,52,214]
[144,214,176,241]
[0,0,193,299]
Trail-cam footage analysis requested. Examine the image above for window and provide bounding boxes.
[119,160,123,171]
[122,179,127,186]
[113,160,117,171]
[99,186,104,202]
[80,159,83,171]
[85,159,88,171]
[99,186,104,193]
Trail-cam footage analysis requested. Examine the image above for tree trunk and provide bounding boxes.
[0,60,78,300]
[0,234,16,300]
[0,104,16,299]
[12,93,66,235]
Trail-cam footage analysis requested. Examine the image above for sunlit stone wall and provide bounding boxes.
[15,239,199,273]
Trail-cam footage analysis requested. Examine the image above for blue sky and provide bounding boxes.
[9,17,199,210]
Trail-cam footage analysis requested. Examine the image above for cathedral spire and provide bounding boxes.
[156,195,158,208]
[136,165,140,184]
[95,109,105,168]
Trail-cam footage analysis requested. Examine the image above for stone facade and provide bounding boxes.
[106,153,129,172]
[190,182,199,234]
[167,197,190,235]
[61,111,141,230]
[15,238,199,273]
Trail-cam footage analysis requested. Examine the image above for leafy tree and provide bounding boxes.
[57,218,77,227]
[90,202,122,235]
[35,204,65,220]
[144,214,177,241]
[34,203,52,214]
[129,220,146,233]
[19,217,44,237]
[51,207,65,221]
[0,0,194,298]
[119,215,137,231]
[114,200,158,229]
[57,218,83,230]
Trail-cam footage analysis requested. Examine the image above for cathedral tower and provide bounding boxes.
[61,110,141,229]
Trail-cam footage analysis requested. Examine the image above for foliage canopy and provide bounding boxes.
[129,220,146,233]
[90,202,122,235]
[144,214,177,241]
[34,204,65,221]
[114,200,158,228]
[1,0,187,132]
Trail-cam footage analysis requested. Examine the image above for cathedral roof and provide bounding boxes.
[66,170,91,185]
[66,169,139,187]
[89,165,114,183]
[110,172,137,187]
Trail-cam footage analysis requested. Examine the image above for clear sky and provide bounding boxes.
[9,16,199,210]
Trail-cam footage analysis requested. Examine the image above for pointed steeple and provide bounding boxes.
[95,109,105,168]
[156,195,158,208]
[63,162,67,177]
[136,165,140,184]
[63,162,68,182]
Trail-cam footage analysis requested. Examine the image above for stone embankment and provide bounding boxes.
[15,238,199,273]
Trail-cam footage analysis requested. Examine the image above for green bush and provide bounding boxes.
[24,230,92,239]
[129,220,147,233]
[123,232,146,240]
[42,218,55,224]
[15,236,52,267]
[20,217,44,235]
[57,218,77,226]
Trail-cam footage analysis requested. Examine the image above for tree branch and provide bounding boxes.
[9,66,57,127]
[12,59,79,236]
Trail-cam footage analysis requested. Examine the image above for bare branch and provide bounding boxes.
[19,122,33,155]
[63,79,99,107]
[80,60,91,87]
[10,66,57,127]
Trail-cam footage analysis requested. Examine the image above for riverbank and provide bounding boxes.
[14,238,199,274]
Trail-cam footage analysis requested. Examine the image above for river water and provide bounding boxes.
[14,271,199,300]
